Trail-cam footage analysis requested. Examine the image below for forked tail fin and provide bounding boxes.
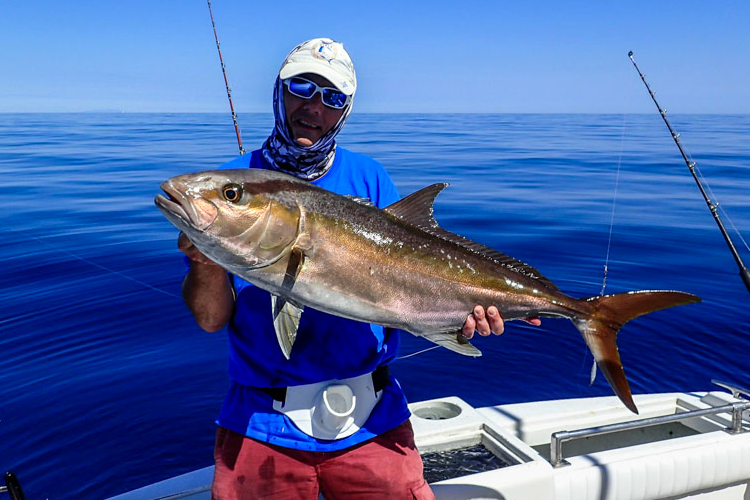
[574,290,700,414]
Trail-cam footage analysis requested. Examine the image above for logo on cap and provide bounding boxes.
[311,40,339,64]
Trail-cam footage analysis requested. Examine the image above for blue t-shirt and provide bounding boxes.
[214,147,411,451]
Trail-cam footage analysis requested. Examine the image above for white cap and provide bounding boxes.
[279,38,357,96]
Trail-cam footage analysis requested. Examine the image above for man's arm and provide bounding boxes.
[179,232,235,332]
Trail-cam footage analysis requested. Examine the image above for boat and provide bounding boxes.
[103,380,750,500]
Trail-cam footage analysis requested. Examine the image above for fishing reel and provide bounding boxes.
[0,472,25,500]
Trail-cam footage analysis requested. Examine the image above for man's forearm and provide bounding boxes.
[182,262,234,332]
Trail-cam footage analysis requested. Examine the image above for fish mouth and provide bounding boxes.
[155,181,215,231]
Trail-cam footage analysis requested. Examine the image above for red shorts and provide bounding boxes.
[211,420,435,500]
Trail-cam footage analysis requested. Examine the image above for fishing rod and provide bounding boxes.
[207,0,245,155]
[628,51,750,296]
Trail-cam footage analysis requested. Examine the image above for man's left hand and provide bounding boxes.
[461,305,541,339]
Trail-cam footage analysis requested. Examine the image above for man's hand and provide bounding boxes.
[179,232,234,332]
[461,305,541,339]
[178,232,221,266]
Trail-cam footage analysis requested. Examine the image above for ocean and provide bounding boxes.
[1,113,748,499]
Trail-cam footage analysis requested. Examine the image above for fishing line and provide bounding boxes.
[720,206,750,253]
[397,345,440,360]
[6,1,249,314]
[690,153,750,254]
[7,227,182,300]
[587,71,635,385]
[599,111,629,296]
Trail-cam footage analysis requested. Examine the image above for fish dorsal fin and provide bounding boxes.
[455,237,558,289]
[384,184,558,289]
[383,183,447,229]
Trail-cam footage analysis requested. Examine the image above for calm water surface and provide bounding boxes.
[1,113,749,499]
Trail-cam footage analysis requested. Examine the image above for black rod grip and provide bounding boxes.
[4,472,25,500]
[741,268,750,296]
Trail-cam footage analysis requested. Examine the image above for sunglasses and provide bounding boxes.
[283,77,351,110]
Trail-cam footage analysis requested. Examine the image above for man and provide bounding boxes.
[179,38,530,500]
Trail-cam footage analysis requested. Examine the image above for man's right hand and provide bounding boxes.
[461,305,541,339]
[179,232,234,332]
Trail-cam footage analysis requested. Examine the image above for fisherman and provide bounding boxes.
[178,37,522,500]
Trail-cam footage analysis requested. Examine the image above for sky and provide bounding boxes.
[2,0,749,113]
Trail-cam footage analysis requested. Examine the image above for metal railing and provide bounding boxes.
[550,401,750,468]
[712,379,750,400]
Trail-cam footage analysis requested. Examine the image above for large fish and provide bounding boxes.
[155,168,700,413]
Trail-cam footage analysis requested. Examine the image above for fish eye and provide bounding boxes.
[222,184,242,203]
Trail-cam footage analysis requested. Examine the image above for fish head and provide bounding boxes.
[155,169,303,269]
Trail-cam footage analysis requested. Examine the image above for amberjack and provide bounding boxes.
[155,168,700,413]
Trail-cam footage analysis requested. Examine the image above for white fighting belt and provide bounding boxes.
[272,371,383,440]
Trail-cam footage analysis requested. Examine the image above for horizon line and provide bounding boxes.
[2,111,748,116]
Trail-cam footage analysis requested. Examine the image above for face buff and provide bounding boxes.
[261,77,353,181]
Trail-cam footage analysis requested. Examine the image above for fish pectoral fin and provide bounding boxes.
[271,295,304,360]
[422,331,482,357]
[294,234,313,253]
[272,248,306,360]
[294,206,313,253]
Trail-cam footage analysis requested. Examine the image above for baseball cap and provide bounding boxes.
[279,38,357,96]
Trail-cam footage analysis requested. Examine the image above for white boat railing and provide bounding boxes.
[550,401,750,468]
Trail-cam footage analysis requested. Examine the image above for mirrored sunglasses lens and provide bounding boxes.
[322,89,347,109]
[287,78,316,98]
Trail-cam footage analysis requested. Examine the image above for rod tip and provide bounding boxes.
[628,50,634,57]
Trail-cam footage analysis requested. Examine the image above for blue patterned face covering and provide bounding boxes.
[261,77,353,180]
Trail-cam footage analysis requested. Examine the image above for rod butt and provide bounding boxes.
[741,268,750,297]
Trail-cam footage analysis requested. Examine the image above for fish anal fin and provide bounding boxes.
[271,295,304,360]
[421,331,482,357]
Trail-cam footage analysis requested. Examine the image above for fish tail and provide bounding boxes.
[574,290,700,414]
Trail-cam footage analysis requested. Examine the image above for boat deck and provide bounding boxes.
[107,389,750,500]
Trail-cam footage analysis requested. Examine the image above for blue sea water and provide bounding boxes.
[1,112,749,499]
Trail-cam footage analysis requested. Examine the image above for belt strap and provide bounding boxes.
[259,365,389,402]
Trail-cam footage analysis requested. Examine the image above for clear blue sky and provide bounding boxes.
[3,0,749,113]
